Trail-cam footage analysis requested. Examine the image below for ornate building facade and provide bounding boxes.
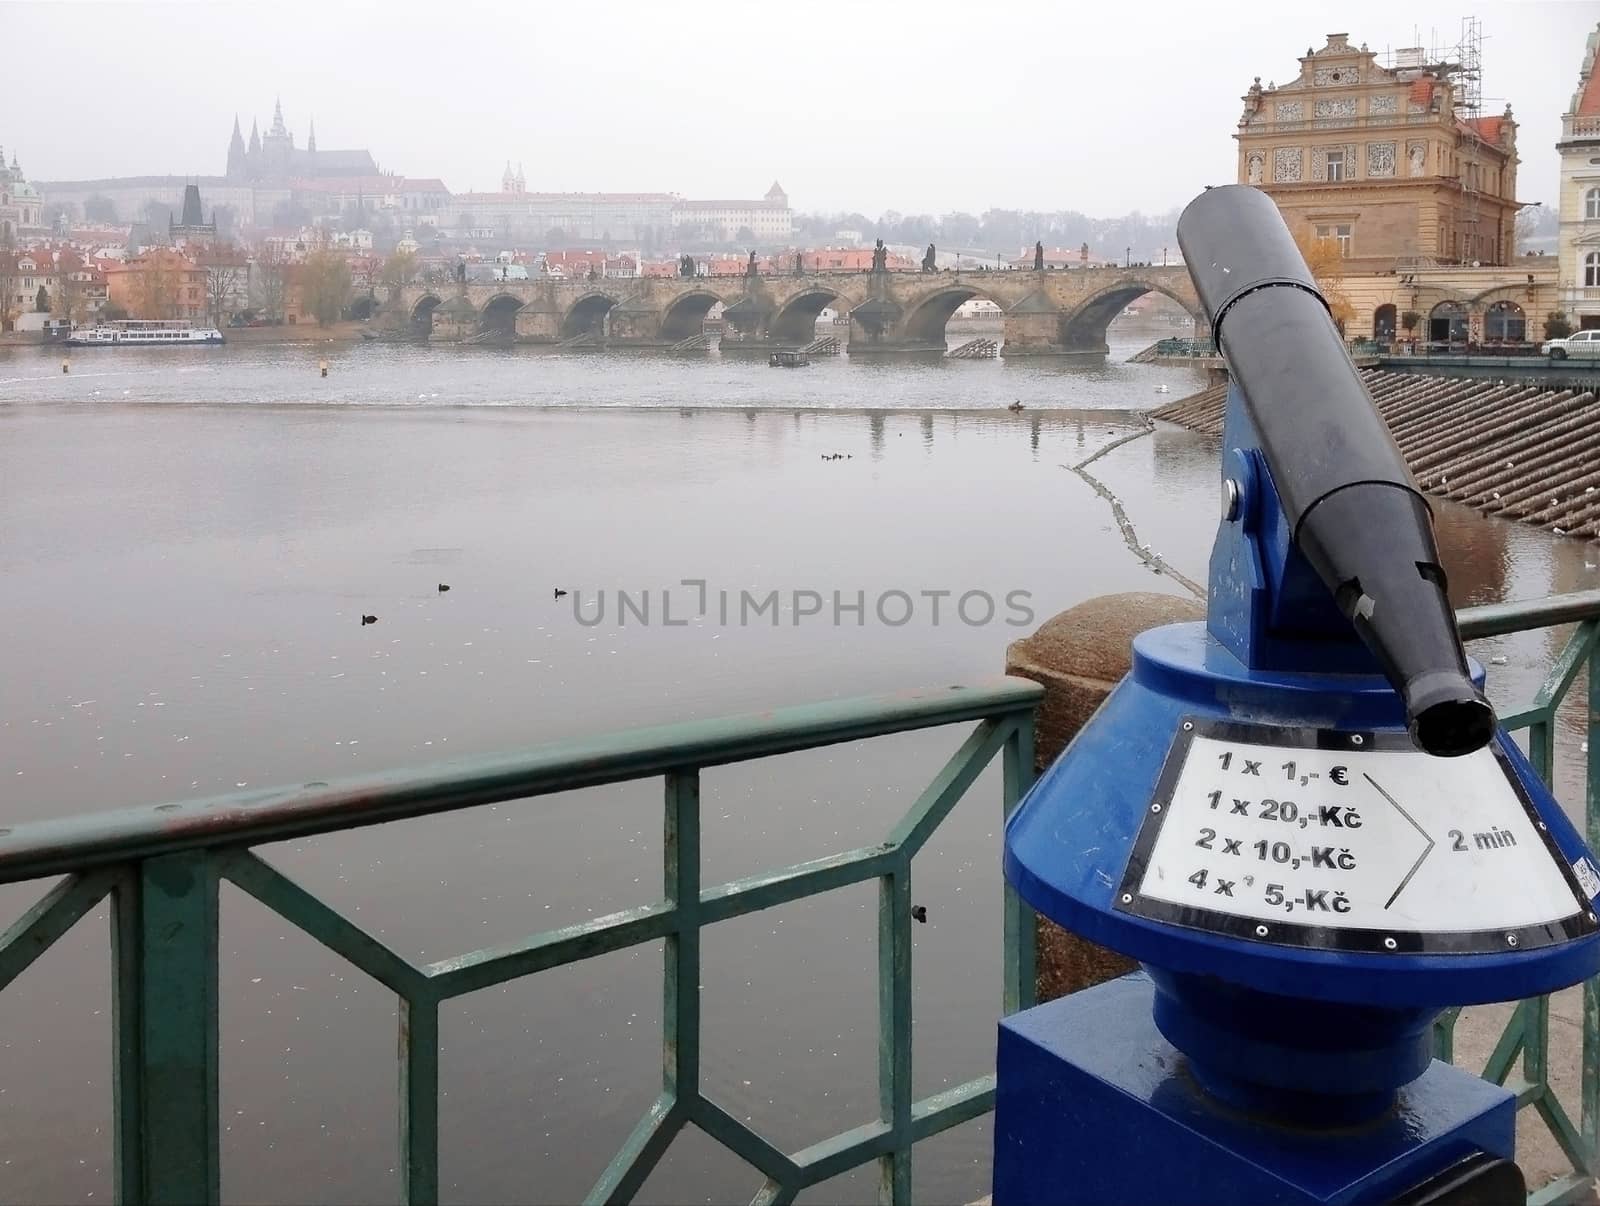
[1237,33,1520,270]
[1557,25,1600,330]
[0,145,45,242]
[1237,31,1557,345]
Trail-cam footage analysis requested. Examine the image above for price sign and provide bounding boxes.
[1115,718,1599,953]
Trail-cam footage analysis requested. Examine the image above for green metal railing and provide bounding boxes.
[1437,590,1600,1206]
[0,678,1044,1206]
[5,591,1600,1205]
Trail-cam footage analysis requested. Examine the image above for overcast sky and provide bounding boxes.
[6,0,1595,215]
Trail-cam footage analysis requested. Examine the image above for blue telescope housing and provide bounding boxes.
[993,186,1600,1205]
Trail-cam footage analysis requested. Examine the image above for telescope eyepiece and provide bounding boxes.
[1407,680,1497,759]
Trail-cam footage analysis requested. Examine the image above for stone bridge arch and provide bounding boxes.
[480,293,525,336]
[899,283,1010,348]
[1057,276,1207,353]
[562,292,621,340]
[659,289,730,341]
[767,286,851,343]
[410,294,443,336]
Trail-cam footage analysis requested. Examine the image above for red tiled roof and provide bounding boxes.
[1461,115,1506,142]
[674,199,785,209]
[1579,65,1600,117]
[1409,78,1434,107]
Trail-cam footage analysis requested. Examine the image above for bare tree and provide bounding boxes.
[299,250,352,326]
[197,243,246,326]
[133,252,179,319]
[0,236,17,333]
[252,244,288,323]
[379,249,417,296]
[52,250,86,327]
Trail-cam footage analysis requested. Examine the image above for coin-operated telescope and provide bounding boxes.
[992,185,1600,1206]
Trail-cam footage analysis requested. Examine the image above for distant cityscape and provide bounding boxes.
[0,96,1187,334]
[0,21,1594,349]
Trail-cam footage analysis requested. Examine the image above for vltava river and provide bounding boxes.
[0,335,1591,1203]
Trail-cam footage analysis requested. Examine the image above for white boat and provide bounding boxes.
[66,320,225,347]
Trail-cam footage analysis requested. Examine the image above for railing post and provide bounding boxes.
[1002,717,1037,1015]
[877,861,912,1205]
[664,769,700,1100]
[1586,642,1600,1173]
[113,852,220,1205]
[399,995,440,1204]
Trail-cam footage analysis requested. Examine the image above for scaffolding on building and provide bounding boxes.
[1380,17,1492,265]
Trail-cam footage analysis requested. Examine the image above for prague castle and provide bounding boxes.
[35,99,381,230]
[224,99,378,184]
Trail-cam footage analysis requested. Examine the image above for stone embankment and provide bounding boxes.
[1155,372,1600,539]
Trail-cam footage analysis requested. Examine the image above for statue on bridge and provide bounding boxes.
[678,254,696,278]
[1034,241,1045,271]
[455,260,466,284]
[921,244,936,273]
[870,240,887,273]
[794,251,804,276]
[746,251,758,277]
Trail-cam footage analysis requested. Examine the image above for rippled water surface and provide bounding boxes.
[0,335,1592,1203]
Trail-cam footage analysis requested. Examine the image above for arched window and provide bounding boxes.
[1486,300,1526,343]
[1429,300,1468,344]
[1587,252,1600,289]
[1588,188,1600,220]
[1373,303,1397,340]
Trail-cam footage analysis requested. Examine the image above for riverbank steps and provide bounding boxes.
[1155,372,1600,540]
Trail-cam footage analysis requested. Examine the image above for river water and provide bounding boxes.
[0,332,1593,1204]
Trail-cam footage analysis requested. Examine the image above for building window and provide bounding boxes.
[1587,188,1600,221]
[1587,252,1600,288]
[1326,150,1345,181]
[1373,303,1397,340]
[1315,224,1353,257]
[1429,301,1468,344]
[1486,301,1526,342]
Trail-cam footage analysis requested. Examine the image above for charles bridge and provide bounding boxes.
[384,265,1205,355]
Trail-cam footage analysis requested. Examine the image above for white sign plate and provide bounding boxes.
[1117,719,1595,952]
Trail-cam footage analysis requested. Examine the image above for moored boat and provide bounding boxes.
[66,320,226,347]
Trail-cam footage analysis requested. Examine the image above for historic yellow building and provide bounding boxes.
[1237,31,1557,344]
[1237,33,1520,270]
[1557,25,1600,330]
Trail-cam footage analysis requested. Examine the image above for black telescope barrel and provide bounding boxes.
[1176,185,1494,757]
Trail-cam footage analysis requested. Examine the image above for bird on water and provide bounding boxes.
[361,615,377,626]
[553,588,568,600]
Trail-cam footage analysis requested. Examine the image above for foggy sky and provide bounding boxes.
[6,0,1595,216]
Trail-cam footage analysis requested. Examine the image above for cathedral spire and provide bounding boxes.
[307,117,317,153]
[270,96,287,137]
[248,118,260,155]
[227,114,247,179]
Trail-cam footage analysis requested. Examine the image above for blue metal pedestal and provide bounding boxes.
[993,974,1515,1206]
